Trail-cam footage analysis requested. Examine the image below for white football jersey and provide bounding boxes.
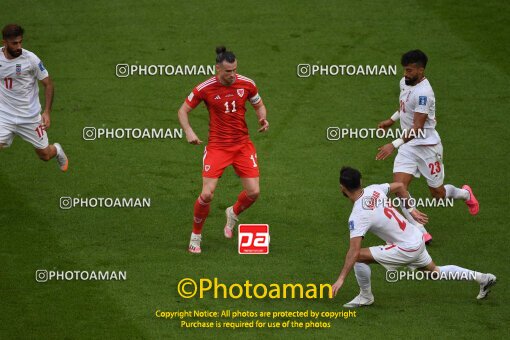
[398,77,441,145]
[348,184,424,250]
[0,48,49,124]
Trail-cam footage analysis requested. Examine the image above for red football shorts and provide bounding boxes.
[202,141,259,178]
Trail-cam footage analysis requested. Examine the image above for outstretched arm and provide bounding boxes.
[331,236,363,297]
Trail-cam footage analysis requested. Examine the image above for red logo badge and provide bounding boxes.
[238,224,269,254]
[237,89,244,97]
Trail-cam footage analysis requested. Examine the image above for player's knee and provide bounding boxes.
[246,189,260,201]
[200,191,214,203]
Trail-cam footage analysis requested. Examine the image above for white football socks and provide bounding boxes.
[354,262,372,296]
[54,143,63,157]
[445,184,470,200]
[438,265,482,282]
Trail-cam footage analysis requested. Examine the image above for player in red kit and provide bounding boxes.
[178,46,269,254]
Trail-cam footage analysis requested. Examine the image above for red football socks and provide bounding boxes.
[233,190,256,215]
[192,195,210,234]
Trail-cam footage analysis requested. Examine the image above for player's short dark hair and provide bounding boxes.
[339,166,362,192]
[2,24,24,40]
[401,49,428,68]
[215,46,236,64]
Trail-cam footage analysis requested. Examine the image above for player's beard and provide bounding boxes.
[7,47,22,58]
[405,76,419,86]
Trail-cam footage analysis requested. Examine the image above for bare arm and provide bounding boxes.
[40,76,54,129]
[331,236,363,297]
[404,112,427,143]
[378,110,400,130]
[388,182,411,201]
[252,100,269,132]
[177,102,202,145]
[376,111,427,160]
[388,182,428,224]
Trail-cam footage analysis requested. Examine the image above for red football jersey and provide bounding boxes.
[185,74,261,148]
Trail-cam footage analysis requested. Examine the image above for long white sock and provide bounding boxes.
[438,265,482,282]
[444,184,470,200]
[401,207,428,234]
[54,143,63,157]
[354,262,372,295]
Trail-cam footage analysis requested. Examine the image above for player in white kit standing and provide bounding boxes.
[0,24,68,170]
[376,50,477,243]
[331,167,496,307]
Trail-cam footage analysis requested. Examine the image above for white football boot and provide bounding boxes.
[477,273,496,299]
[224,206,238,239]
[188,233,202,254]
[54,143,68,172]
[343,291,374,308]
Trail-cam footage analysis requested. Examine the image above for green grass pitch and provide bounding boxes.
[1,0,508,338]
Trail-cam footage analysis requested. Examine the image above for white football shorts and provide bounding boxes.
[0,116,49,149]
[393,143,444,188]
[370,242,432,271]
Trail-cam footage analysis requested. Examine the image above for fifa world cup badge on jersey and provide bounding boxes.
[38,62,46,72]
[16,64,22,75]
[419,96,427,105]
[349,220,355,231]
[237,89,244,97]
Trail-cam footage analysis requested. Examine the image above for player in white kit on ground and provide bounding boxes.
[376,50,478,244]
[331,167,496,307]
[0,24,68,171]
